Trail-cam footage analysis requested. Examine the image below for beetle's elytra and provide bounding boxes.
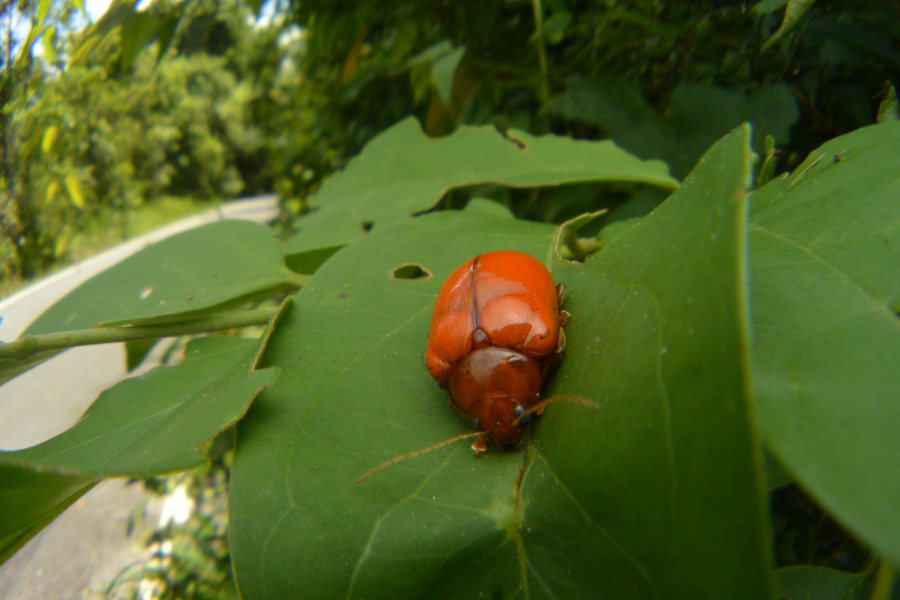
[426,250,567,452]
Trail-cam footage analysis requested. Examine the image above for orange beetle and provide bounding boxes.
[426,251,567,452]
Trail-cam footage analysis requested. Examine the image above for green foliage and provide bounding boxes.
[1,0,289,281]
[281,0,897,182]
[2,118,898,597]
[2,0,899,597]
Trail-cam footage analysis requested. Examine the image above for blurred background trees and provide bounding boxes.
[1,0,897,283]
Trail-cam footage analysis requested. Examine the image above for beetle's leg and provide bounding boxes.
[539,326,567,376]
[556,283,566,307]
[447,397,467,418]
[555,326,567,356]
[471,434,489,455]
[559,309,570,328]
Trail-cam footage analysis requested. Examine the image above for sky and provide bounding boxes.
[85,0,113,21]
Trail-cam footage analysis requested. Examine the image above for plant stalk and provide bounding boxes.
[871,560,896,600]
[0,308,278,360]
[530,0,550,103]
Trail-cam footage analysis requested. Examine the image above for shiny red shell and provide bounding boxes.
[425,250,566,450]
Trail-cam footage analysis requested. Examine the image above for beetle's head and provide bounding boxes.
[447,347,543,450]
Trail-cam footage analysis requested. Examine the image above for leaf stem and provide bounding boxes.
[0,308,278,360]
[871,560,896,600]
[530,0,550,103]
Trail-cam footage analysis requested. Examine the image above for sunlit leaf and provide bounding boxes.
[26,220,295,332]
[63,173,85,209]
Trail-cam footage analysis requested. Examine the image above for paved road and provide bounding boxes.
[0,195,278,599]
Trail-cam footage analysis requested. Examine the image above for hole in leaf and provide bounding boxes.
[392,263,431,281]
[361,220,374,232]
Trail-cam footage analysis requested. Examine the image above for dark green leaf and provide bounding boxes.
[0,466,94,566]
[282,117,678,266]
[0,336,277,477]
[155,15,180,63]
[124,338,158,372]
[749,121,900,565]
[231,126,772,598]
[546,80,799,178]
[120,12,161,70]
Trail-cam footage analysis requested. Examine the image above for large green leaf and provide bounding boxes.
[0,336,277,477]
[749,121,900,565]
[282,117,679,271]
[27,220,295,332]
[231,125,772,598]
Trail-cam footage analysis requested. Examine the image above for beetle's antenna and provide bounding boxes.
[512,394,598,427]
[356,431,483,484]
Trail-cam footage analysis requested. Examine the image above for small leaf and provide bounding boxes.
[408,40,454,66]
[67,34,101,67]
[430,46,465,106]
[40,26,57,63]
[542,11,571,44]
[63,173,85,209]
[120,11,161,70]
[761,0,817,52]
[877,83,899,123]
[44,179,59,202]
[69,1,135,66]
[155,14,180,64]
[36,0,52,24]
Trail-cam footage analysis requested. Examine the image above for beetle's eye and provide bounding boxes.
[514,405,526,417]
[471,418,481,430]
